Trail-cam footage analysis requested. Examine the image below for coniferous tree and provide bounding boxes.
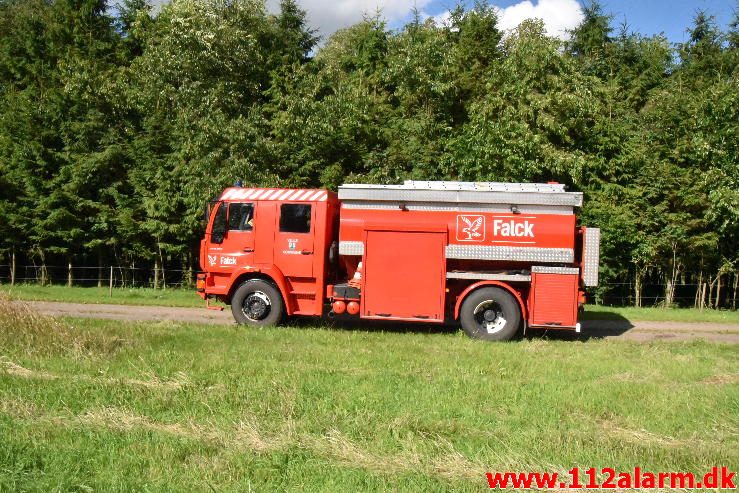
[0,0,735,304]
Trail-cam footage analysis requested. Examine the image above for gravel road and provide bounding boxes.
[25,301,739,343]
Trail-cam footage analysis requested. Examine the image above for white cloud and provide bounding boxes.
[429,9,452,27]
[266,0,433,39]
[495,0,583,39]
[429,0,583,40]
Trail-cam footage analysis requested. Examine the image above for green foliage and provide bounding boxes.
[566,0,613,77]
[449,19,598,183]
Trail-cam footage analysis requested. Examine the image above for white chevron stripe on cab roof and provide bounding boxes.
[221,188,328,201]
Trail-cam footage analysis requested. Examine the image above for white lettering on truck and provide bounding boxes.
[493,220,534,238]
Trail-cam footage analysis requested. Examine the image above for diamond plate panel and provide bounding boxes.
[583,228,600,286]
[445,245,574,263]
[531,266,580,275]
[339,241,364,256]
[446,272,532,282]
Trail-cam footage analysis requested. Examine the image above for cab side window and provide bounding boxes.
[279,204,311,233]
[228,203,254,231]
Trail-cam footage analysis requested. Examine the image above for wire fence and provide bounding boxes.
[0,264,735,309]
[592,281,736,309]
[598,287,711,307]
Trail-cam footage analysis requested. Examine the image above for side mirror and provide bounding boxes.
[212,231,225,244]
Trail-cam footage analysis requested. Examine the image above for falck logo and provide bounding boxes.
[456,215,485,242]
[208,255,217,266]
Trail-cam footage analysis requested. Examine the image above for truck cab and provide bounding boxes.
[198,187,339,321]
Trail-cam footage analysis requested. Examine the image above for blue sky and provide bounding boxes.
[266,0,736,43]
[598,0,734,42]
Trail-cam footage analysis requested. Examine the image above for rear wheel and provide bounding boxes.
[460,287,521,341]
[231,279,284,326]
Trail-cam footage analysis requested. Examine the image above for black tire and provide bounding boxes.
[231,279,285,326]
[459,287,521,341]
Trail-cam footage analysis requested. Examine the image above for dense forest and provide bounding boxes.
[0,0,736,307]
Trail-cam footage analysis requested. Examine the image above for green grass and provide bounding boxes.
[1,303,737,491]
[581,304,739,323]
[1,284,204,307]
[2,284,738,324]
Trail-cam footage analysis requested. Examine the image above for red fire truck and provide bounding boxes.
[197,181,600,341]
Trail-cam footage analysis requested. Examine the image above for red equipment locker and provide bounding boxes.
[529,267,579,328]
[361,230,446,322]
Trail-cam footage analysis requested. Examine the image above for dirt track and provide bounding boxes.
[23,300,739,343]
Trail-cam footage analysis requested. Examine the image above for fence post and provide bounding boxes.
[109,265,113,297]
[715,275,722,309]
[67,259,73,288]
[10,247,15,286]
[38,248,48,286]
[98,251,103,288]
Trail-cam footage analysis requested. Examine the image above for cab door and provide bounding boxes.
[206,202,255,274]
[273,202,315,278]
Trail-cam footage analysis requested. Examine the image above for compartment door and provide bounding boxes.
[362,230,446,322]
[530,268,579,327]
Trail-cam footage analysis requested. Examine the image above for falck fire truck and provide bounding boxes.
[197,181,600,341]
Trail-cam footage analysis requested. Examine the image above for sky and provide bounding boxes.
[264,0,736,43]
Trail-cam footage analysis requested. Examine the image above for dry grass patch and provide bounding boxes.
[0,293,78,354]
[0,293,129,357]
[304,430,490,481]
[599,420,689,448]
[703,373,739,385]
[2,401,487,482]
[307,429,412,475]
[0,358,190,391]
[0,396,39,418]
[0,358,57,380]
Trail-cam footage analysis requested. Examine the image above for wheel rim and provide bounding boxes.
[473,300,507,334]
[243,290,271,321]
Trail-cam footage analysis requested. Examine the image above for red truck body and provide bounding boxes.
[197,181,600,340]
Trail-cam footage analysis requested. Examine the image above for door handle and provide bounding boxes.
[243,248,254,253]
[301,250,313,255]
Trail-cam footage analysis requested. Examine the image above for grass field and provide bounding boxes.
[1,284,205,307]
[579,304,739,323]
[0,297,737,491]
[2,284,738,324]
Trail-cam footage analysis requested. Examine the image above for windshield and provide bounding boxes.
[204,200,221,226]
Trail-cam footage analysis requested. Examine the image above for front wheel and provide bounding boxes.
[231,279,285,326]
[459,287,521,341]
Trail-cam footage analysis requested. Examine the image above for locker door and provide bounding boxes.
[362,230,446,322]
